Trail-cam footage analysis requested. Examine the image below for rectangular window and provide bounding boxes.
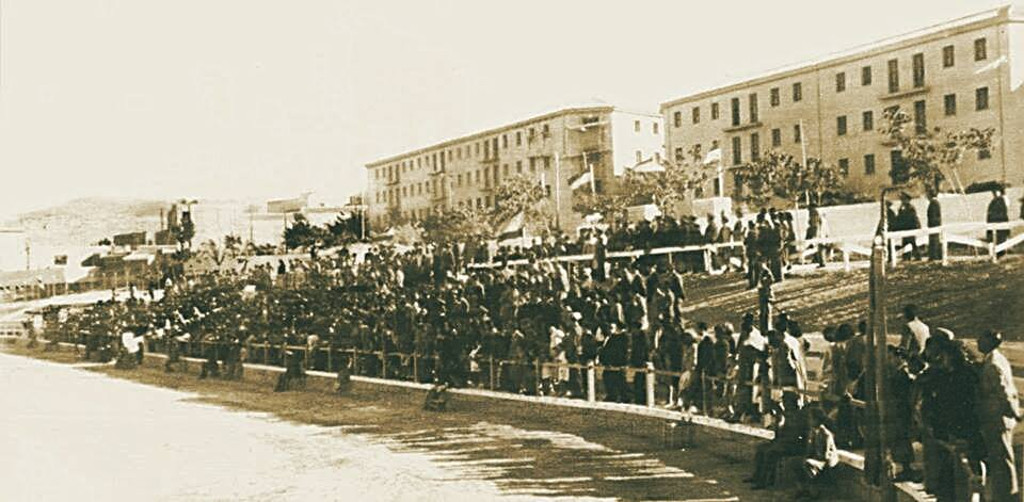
[541,124,549,137]
[749,93,759,123]
[711,102,720,120]
[731,136,742,165]
[837,116,847,136]
[944,94,957,116]
[836,72,846,92]
[976,87,989,110]
[794,124,802,143]
[887,59,899,93]
[864,154,876,175]
[634,120,641,132]
[792,82,803,102]
[912,53,925,88]
[543,157,550,169]
[862,65,872,86]
[516,160,522,173]
[863,110,874,131]
[914,100,926,134]
[943,45,955,68]
[673,111,682,128]
[516,132,522,146]
[635,150,643,163]
[771,128,782,147]
[891,150,905,183]
[770,87,780,107]
[653,122,659,134]
[731,97,741,126]
[674,147,684,162]
[838,158,850,176]
[528,159,535,172]
[502,134,508,148]
[979,148,991,160]
[457,174,463,187]
[974,38,987,61]
[750,133,760,162]
[692,106,700,124]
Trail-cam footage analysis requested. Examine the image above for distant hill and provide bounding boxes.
[6,197,169,248]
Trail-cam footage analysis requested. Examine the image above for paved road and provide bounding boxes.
[0,353,560,501]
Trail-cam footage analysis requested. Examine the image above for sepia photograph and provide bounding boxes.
[1,0,1023,500]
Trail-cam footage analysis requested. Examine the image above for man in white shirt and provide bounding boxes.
[899,304,930,357]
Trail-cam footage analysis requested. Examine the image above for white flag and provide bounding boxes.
[569,170,593,190]
[703,148,722,166]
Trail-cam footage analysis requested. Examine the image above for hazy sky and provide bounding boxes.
[0,0,1010,218]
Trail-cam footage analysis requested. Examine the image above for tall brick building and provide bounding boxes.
[661,5,1024,199]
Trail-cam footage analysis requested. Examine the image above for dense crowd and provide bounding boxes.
[49,202,1021,500]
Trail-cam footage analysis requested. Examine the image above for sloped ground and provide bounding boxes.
[682,256,1024,341]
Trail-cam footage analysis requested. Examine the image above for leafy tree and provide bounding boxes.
[491,173,552,234]
[421,206,491,245]
[733,151,848,207]
[282,213,325,250]
[325,214,356,246]
[879,108,994,194]
[571,147,711,222]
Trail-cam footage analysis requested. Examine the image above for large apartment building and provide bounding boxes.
[661,5,1024,198]
[365,105,662,229]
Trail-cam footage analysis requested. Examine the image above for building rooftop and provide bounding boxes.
[366,104,657,169]
[660,4,1022,110]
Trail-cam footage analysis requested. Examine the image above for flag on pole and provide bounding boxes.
[569,170,593,190]
[703,147,722,166]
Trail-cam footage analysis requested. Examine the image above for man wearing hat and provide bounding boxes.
[977,330,1020,501]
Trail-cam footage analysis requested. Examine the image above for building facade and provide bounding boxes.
[365,105,663,230]
[661,5,1024,199]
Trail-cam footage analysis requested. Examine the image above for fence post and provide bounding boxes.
[413,353,419,383]
[888,236,898,269]
[381,349,388,379]
[645,362,656,408]
[489,356,495,391]
[352,348,360,376]
[990,241,998,263]
[702,248,712,273]
[587,361,596,403]
[941,229,949,267]
[842,245,851,272]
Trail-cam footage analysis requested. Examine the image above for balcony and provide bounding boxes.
[881,85,930,101]
[385,177,400,186]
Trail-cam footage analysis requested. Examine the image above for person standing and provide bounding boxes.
[987,189,1010,257]
[977,330,1021,502]
[899,304,930,358]
[806,204,828,268]
[896,194,922,260]
[926,192,943,262]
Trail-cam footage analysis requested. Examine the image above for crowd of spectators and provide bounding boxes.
[48,216,1020,500]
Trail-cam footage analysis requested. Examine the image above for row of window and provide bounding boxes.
[375,157,555,204]
[673,37,991,129]
[373,123,553,181]
[722,132,989,175]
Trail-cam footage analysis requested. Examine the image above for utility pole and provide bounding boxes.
[865,188,894,498]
